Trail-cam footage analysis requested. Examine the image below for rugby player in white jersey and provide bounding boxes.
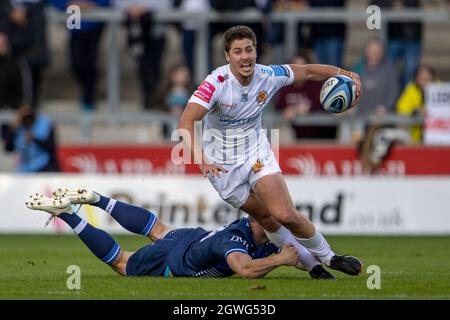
[178,26,363,276]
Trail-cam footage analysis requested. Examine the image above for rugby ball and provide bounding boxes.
[320,75,356,113]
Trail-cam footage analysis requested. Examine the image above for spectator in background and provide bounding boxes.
[268,0,312,64]
[160,64,195,118]
[175,0,210,74]
[354,37,399,116]
[0,32,31,110]
[2,0,49,110]
[157,63,194,138]
[0,1,11,35]
[357,123,411,173]
[274,54,336,140]
[396,64,438,144]
[208,0,271,69]
[1,105,60,172]
[309,0,347,67]
[370,0,423,89]
[114,0,171,110]
[49,0,110,112]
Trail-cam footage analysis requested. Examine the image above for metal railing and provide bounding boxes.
[0,109,424,144]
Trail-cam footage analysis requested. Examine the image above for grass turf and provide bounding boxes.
[1,235,450,300]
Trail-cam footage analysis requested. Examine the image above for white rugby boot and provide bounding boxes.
[52,187,100,205]
[25,194,73,216]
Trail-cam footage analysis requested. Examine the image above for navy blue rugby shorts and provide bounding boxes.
[125,228,196,276]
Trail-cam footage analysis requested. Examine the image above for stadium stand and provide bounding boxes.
[1,0,449,172]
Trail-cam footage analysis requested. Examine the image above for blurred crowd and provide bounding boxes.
[0,0,446,168]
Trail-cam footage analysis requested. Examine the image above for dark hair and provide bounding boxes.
[223,25,257,53]
[155,63,194,110]
[414,64,437,81]
[365,36,384,46]
[18,105,36,128]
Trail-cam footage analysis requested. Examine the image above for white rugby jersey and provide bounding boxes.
[188,63,295,165]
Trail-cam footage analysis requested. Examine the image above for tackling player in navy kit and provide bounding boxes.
[26,188,335,279]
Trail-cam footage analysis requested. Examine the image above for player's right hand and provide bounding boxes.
[279,244,300,266]
[199,163,228,177]
[350,72,363,108]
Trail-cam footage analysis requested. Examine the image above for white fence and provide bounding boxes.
[1,174,450,235]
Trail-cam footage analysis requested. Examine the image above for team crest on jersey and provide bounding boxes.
[241,93,248,102]
[256,90,268,106]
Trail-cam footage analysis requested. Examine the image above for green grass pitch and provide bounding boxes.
[1,235,450,299]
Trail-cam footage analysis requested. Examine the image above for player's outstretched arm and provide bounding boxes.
[178,102,228,177]
[226,244,299,279]
[289,64,362,106]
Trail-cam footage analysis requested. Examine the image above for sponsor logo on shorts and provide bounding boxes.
[252,159,264,173]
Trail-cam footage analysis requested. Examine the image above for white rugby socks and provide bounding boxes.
[295,232,335,266]
[264,225,321,271]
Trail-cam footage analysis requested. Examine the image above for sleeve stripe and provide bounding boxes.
[269,64,290,77]
[225,248,248,259]
[188,95,214,111]
[285,64,295,85]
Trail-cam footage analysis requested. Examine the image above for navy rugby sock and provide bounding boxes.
[59,212,121,265]
[92,194,157,236]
